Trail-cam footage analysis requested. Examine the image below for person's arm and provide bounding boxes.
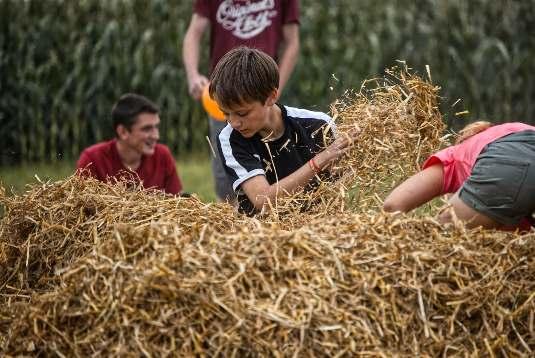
[241,132,353,211]
[277,23,299,95]
[76,151,98,178]
[182,13,210,100]
[164,154,183,195]
[383,164,444,213]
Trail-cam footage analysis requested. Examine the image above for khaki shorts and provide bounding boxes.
[459,130,535,225]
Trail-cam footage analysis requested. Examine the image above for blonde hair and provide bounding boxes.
[455,121,493,144]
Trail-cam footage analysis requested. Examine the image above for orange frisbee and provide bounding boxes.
[201,85,225,121]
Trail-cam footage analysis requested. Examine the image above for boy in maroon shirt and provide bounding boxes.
[77,93,183,194]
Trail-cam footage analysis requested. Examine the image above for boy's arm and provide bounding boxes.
[182,13,210,100]
[164,150,182,195]
[165,170,182,195]
[241,132,353,211]
[240,161,316,210]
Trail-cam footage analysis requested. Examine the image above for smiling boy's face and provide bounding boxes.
[118,112,160,156]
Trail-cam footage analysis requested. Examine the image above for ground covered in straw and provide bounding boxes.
[1,66,533,356]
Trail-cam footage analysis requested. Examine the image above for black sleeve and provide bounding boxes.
[217,127,265,191]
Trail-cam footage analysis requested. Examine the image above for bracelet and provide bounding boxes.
[308,158,321,174]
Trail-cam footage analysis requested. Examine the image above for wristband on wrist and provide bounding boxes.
[308,158,321,174]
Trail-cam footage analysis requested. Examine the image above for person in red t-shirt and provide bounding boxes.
[182,0,300,202]
[384,121,535,231]
[77,93,183,195]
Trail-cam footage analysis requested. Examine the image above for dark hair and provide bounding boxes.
[112,93,159,133]
[209,46,279,109]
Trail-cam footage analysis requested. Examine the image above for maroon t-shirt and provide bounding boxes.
[77,139,183,194]
[194,0,300,70]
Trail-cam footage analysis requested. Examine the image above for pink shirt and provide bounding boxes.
[194,0,300,71]
[423,122,535,194]
[77,139,183,194]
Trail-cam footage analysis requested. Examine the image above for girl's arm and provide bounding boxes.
[383,164,444,213]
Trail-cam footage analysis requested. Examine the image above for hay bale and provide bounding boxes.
[1,66,533,356]
[1,211,533,356]
[266,64,447,223]
[0,175,239,304]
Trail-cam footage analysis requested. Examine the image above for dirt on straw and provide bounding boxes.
[1,65,533,356]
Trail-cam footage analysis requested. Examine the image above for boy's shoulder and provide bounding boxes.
[217,123,235,141]
[282,104,332,124]
[82,139,115,157]
[217,123,252,150]
[153,143,172,156]
[280,104,335,135]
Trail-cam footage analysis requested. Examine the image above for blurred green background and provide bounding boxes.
[1,0,534,168]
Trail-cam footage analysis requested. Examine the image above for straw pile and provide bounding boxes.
[269,64,447,223]
[0,175,239,305]
[1,202,534,356]
[1,66,533,356]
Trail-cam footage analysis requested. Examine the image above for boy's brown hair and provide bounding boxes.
[209,46,279,109]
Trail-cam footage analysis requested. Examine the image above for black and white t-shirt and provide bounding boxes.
[217,104,335,214]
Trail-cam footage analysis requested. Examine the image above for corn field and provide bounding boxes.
[0,0,534,165]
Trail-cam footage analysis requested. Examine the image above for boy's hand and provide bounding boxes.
[314,125,360,170]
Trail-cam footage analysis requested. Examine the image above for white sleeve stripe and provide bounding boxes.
[219,125,247,176]
[218,125,265,190]
[284,105,338,135]
[232,169,265,190]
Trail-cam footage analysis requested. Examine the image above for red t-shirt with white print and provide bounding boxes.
[194,0,300,71]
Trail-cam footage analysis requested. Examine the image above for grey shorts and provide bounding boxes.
[459,130,535,225]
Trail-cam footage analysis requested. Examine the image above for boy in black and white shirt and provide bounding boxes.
[211,46,358,215]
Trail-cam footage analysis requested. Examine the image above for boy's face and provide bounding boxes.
[220,101,267,138]
[118,112,160,156]
[219,91,277,138]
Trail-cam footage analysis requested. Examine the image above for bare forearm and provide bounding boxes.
[277,25,299,94]
[182,14,210,99]
[249,151,334,210]
[255,162,316,207]
[182,31,201,81]
[383,164,444,213]
[278,47,298,93]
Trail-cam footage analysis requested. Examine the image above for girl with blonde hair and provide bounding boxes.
[384,121,535,231]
